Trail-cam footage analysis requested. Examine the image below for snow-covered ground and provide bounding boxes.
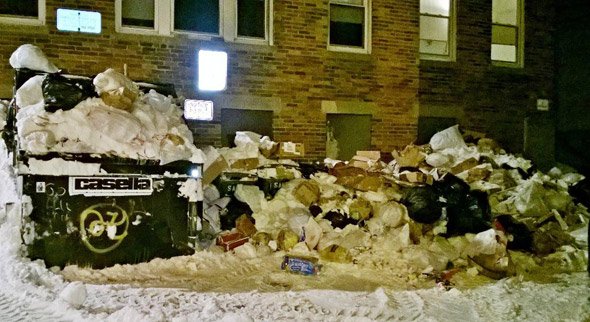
[0,45,588,321]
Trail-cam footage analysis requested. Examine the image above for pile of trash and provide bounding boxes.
[9,44,203,165]
[200,126,589,279]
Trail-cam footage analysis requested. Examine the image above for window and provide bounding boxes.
[419,0,456,61]
[492,0,524,67]
[116,0,273,44]
[328,0,371,54]
[174,0,220,34]
[237,0,265,39]
[0,0,45,26]
[116,0,170,35]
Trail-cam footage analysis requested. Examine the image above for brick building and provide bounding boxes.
[0,0,556,161]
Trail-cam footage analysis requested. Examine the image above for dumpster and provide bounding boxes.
[6,68,204,268]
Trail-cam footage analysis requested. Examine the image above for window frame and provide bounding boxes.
[115,0,171,36]
[491,0,525,68]
[115,0,273,45]
[0,0,46,26]
[230,0,273,45]
[327,0,372,54]
[419,0,456,62]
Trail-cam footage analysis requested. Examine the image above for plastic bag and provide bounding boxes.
[429,125,466,151]
[401,186,443,224]
[42,74,95,112]
[436,174,490,235]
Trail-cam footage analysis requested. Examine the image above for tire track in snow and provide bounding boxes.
[0,291,71,322]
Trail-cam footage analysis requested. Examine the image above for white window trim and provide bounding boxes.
[327,0,372,54]
[115,0,273,45]
[419,0,456,62]
[492,0,525,68]
[0,0,45,26]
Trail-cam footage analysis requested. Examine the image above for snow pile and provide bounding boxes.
[9,44,59,73]
[11,45,203,165]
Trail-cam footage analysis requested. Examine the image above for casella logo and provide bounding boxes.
[69,177,153,196]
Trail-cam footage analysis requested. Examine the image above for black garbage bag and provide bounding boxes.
[445,190,491,235]
[569,177,590,209]
[323,210,356,229]
[401,186,443,224]
[42,73,96,112]
[220,198,253,231]
[494,215,533,251]
[435,174,491,235]
[299,162,329,179]
[309,204,323,217]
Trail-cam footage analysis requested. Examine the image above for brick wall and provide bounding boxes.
[419,0,555,153]
[0,0,420,160]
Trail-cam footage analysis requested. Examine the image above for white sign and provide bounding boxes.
[57,8,101,34]
[184,99,214,121]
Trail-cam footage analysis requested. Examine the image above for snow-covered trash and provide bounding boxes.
[9,44,59,73]
[59,281,87,308]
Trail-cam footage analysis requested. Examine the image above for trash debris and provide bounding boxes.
[216,230,249,251]
[42,73,96,112]
[281,255,321,275]
[402,186,443,224]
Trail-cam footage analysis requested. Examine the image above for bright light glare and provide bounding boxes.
[190,168,201,178]
[198,50,227,91]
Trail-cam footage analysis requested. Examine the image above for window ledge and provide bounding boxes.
[0,16,44,26]
[327,45,370,55]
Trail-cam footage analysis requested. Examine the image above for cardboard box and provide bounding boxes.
[202,155,229,185]
[293,181,320,207]
[229,157,259,170]
[451,158,479,175]
[400,172,434,185]
[392,145,425,168]
[260,142,279,158]
[278,142,305,158]
[355,150,381,161]
[216,231,249,251]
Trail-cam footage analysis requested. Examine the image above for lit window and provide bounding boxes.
[0,0,45,26]
[115,0,273,45]
[492,0,524,67]
[328,0,371,54]
[198,50,228,92]
[419,0,456,61]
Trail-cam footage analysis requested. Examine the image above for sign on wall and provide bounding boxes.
[56,8,101,34]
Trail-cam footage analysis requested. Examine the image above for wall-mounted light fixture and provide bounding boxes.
[198,49,227,91]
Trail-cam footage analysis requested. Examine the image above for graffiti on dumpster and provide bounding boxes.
[79,203,130,254]
[44,183,73,232]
